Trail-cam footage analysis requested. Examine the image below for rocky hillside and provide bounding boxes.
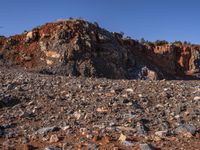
[0,19,200,150]
[0,19,200,80]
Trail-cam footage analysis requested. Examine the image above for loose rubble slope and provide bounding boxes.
[0,68,200,150]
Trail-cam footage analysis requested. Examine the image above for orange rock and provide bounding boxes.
[96,107,108,113]
[49,134,59,143]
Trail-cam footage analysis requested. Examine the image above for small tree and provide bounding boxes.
[126,36,132,40]
[184,41,191,45]
[140,38,145,44]
[155,40,168,46]
[120,31,124,37]
[0,26,3,37]
[94,21,99,28]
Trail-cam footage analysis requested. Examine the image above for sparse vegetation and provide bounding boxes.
[0,35,5,38]
[183,41,191,45]
[173,40,182,45]
[154,40,169,46]
[126,36,132,40]
[140,38,145,44]
[94,21,99,28]
[120,31,124,37]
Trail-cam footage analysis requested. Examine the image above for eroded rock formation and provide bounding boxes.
[0,19,199,79]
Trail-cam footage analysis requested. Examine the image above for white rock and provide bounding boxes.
[125,88,134,93]
[194,96,200,101]
[155,130,168,138]
[74,111,81,120]
[62,126,70,131]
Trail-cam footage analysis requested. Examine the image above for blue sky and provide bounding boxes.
[0,0,200,43]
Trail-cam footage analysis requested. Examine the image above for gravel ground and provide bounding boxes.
[0,67,200,150]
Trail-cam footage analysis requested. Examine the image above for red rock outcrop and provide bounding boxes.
[120,37,200,79]
[0,19,199,79]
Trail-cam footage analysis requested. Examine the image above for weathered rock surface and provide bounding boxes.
[0,19,200,79]
[0,68,199,149]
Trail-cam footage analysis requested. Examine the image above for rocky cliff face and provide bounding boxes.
[0,19,199,79]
